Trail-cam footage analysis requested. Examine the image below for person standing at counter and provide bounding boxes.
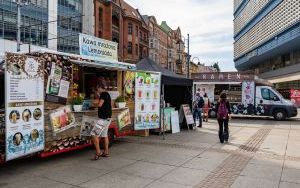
[91,83,112,160]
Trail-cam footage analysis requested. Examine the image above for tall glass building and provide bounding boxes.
[234,0,300,98]
[0,0,82,54]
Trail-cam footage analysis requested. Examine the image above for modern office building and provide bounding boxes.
[0,0,83,54]
[234,0,300,98]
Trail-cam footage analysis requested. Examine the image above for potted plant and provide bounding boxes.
[115,95,126,108]
[71,95,84,112]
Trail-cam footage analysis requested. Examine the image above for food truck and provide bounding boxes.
[192,72,298,121]
[0,34,162,162]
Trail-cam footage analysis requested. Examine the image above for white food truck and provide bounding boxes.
[192,72,298,121]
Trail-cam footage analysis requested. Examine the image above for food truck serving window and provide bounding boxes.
[81,67,118,100]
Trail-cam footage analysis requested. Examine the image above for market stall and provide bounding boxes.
[137,58,193,132]
[0,34,162,162]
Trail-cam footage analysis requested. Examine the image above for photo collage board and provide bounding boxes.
[134,72,161,130]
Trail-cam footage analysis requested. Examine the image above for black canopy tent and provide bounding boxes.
[137,58,193,111]
[136,58,193,86]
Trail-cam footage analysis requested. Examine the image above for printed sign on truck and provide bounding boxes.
[5,53,44,161]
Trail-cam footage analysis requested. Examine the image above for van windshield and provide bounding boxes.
[272,88,284,99]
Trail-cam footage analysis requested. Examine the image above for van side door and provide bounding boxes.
[256,87,281,116]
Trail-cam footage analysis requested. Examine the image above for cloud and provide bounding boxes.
[126,0,236,71]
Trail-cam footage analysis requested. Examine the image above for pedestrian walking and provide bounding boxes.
[193,93,204,128]
[91,83,112,160]
[203,93,210,122]
[216,93,231,143]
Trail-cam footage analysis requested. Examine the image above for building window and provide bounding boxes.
[128,23,132,35]
[136,44,138,55]
[128,42,132,54]
[150,39,154,48]
[136,26,138,37]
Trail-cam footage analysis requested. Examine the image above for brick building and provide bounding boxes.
[143,16,167,68]
[94,0,149,64]
[144,16,186,73]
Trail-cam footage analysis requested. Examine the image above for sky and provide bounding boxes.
[126,0,236,71]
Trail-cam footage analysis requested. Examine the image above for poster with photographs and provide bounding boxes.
[117,108,131,130]
[124,71,135,99]
[242,81,255,106]
[5,53,44,161]
[195,84,215,103]
[134,72,161,130]
[44,54,72,104]
[49,106,76,134]
[80,116,110,137]
[179,104,194,125]
[80,116,99,137]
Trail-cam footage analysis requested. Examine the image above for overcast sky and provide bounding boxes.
[126,0,236,71]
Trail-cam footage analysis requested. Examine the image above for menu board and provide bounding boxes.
[5,53,44,161]
[179,104,194,125]
[44,54,72,104]
[134,72,161,130]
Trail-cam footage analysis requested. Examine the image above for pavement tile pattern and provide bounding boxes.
[195,128,272,188]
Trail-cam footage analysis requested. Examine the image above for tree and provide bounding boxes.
[212,62,220,72]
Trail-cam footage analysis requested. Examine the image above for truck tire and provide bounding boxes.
[273,109,287,121]
[210,110,216,118]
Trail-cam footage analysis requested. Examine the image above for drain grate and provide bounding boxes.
[196,128,272,188]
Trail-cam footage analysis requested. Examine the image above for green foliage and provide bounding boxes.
[212,62,221,72]
[115,95,126,103]
[71,95,84,105]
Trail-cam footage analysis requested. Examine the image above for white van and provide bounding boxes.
[192,72,298,121]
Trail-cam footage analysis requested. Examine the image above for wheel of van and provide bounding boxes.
[273,110,287,121]
[210,110,216,118]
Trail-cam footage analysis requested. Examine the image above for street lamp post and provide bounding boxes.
[16,0,30,52]
[192,57,200,65]
[187,34,190,78]
[17,0,21,52]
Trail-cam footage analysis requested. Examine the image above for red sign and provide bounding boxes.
[291,89,300,107]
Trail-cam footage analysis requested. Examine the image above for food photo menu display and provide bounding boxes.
[134,72,161,130]
[5,53,44,161]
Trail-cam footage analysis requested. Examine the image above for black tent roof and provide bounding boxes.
[136,58,193,86]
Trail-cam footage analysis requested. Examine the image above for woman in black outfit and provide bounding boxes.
[216,93,231,143]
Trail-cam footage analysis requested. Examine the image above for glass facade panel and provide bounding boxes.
[0,0,48,47]
[57,0,82,54]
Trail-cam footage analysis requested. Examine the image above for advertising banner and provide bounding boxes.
[242,81,255,106]
[49,106,76,134]
[161,108,174,132]
[195,84,215,102]
[45,55,72,104]
[79,33,118,62]
[134,72,161,130]
[124,71,135,99]
[179,104,194,125]
[80,116,99,137]
[291,89,300,107]
[117,108,131,130]
[171,111,180,134]
[5,53,44,161]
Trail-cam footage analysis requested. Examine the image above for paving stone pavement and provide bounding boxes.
[0,118,300,188]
